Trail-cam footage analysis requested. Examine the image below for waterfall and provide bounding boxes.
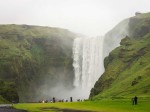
[73,38,82,87]
[73,36,104,98]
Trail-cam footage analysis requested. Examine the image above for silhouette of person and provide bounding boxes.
[132,97,135,105]
[70,97,73,102]
[53,97,55,103]
[134,96,138,105]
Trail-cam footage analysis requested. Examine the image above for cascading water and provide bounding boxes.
[73,36,104,98]
[73,38,82,87]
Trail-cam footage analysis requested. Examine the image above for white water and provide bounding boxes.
[73,36,104,98]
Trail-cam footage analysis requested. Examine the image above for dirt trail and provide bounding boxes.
[0,108,27,112]
[0,104,26,112]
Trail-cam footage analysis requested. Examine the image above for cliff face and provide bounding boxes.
[90,13,150,99]
[103,18,129,58]
[0,25,75,102]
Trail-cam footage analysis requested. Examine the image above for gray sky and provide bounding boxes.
[0,0,150,37]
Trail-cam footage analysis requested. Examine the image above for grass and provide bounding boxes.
[14,99,150,112]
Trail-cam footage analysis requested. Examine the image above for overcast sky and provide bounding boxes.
[0,0,150,37]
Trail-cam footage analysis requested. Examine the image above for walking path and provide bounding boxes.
[0,104,26,112]
[0,104,12,108]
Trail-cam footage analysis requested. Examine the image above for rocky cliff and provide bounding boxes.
[0,24,76,102]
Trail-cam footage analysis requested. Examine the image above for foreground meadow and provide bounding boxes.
[14,99,150,112]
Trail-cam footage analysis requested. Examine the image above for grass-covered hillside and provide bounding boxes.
[0,24,76,103]
[90,12,150,99]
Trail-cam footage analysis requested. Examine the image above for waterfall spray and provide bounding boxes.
[73,36,104,98]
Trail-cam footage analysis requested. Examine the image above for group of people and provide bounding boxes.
[38,97,86,103]
[39,97,74,103]
[132,96,138,105]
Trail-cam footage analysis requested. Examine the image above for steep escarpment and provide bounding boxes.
[90,12,150,99]
[103,18,129,58]
[0,24,75,102]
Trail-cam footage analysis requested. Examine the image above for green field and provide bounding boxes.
[14,99,150,112]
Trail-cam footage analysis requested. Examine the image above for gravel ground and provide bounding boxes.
[0,104,27,112]
[0,108,27,112]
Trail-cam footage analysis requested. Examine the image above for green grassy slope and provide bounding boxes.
[90,13,150,99]
[0,24,76,102]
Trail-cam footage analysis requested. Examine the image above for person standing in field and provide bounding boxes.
[134,96,138,105]
[132,97,135,105]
